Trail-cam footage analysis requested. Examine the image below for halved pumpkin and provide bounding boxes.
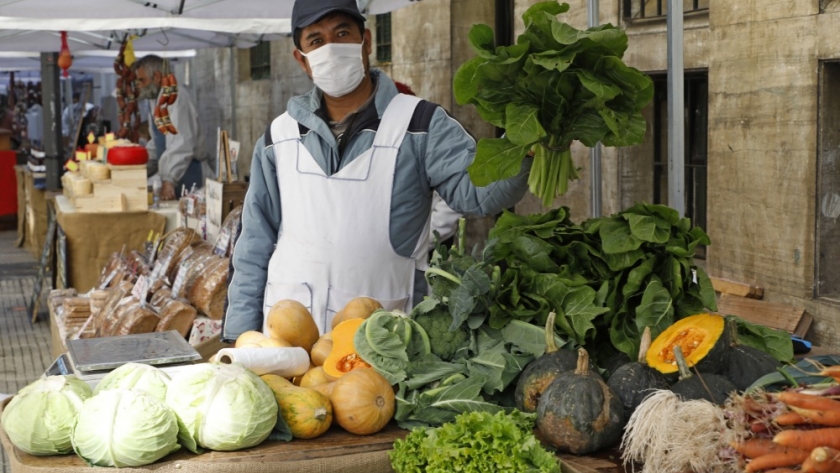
[323,318,371,379]
[646,313,729,379]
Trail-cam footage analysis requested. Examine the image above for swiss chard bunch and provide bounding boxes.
[454,1,653,206]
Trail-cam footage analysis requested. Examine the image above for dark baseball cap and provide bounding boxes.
[291,0,367,32]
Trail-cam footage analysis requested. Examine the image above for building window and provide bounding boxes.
[817,61,840,300]
[651,72,709,257]
[623,0,709,19]
[376,13,392,63]
[249,41,271,80]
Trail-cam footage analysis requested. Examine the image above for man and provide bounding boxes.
[61,92,94,141]
[221,0,533,342]
[134,55,211,200]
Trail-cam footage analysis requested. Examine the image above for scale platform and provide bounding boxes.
[44,331,202,389]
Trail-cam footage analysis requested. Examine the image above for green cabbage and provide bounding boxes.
[71,389,180,467]
[94,362,171,401]
[1,375,92,455]
[165,363,277,453]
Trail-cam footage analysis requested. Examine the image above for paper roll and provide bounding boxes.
[216,347,310,378]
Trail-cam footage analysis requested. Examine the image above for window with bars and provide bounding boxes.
[249,41,271,81]
[623,0,709,19]
[376,13,392,63]
[651,72,709,257]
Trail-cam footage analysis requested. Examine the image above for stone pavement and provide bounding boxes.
[0,230,52,473]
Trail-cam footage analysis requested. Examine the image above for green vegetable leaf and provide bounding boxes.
[522,1,569,28]
[505,103,547,146]
[694,266,718,311]
[599,217,643,254]
[468,138,530,187]
[501,319,568,357]
[563,285,610,344]
[728,316,794,363]
[468,24,496,57]
[625,214,671,243]
[453,57,484,105]
[634,278,674,334]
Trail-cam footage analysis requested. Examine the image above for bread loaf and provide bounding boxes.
[94,282,133,337]
[155,298,197,337]
[188,257,229,320]
[150,287,173,308]
[63,297,92,319]
[113,303,160,336]
[175,253,216,300]
[156,228,200,279]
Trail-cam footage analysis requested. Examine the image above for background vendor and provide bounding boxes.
[134,55,212,200]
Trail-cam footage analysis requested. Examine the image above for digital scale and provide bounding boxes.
[43,331,202,389]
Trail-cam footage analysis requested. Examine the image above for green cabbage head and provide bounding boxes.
[94,362,171,401]
[165,362,277,453]
[71,389,180,467]
[1,375,92,455]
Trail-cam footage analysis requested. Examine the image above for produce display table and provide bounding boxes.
[14,165,51,258]
[0,396,402,473]
[54,195,166,293]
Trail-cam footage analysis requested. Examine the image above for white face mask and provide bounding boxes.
[302,41,365,98]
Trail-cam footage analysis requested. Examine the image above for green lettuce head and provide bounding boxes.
[1,375,92,455]
[94,362,171,401]
[71,389,180,467]
[165,362,277,453]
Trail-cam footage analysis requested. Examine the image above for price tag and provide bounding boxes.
[186,197,196,217]
[98,267,120,290]
[214,227,231,256]
[132,275,149,305]
[171,261,190,297]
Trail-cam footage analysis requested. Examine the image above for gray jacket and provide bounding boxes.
[221,70,532,343]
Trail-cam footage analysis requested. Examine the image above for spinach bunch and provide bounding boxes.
[454,1,653,206]
[486,203,716,361]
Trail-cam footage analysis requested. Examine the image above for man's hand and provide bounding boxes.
[161,180,177,201]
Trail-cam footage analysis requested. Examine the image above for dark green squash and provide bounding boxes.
[607,327,670,420]
[670,346,736,405]
[722,318,781,392]
[603,351,632,378]
[536,348,625,455]
[514,312,596,413]
[647,313,731,381]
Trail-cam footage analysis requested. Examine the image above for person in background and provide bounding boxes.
[221,0,533,342]
[61,92,93,140]
[133,55,212,200]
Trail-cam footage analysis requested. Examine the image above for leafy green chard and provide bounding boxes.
[454,1,653,206]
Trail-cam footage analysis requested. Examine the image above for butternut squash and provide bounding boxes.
[310,333,333,367]
[266,300,320,352]
[330,297,382,330]
[257,337,293,348]
[300,366,333,388]
[261,374,333,439]
[235,330,267,348]
[323,318,371,379]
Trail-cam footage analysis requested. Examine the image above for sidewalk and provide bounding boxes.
[0,230,52,473]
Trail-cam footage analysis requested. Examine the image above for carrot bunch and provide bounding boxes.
[731,387,840,472]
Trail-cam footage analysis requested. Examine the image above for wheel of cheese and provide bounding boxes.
[107,145,148,165]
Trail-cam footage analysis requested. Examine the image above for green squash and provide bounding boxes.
[647,313,730,381]
[514,312,596,413]
[607,327,670,421]
[722,318,781,392]
[536,348,625,455]
[670,346,736,405]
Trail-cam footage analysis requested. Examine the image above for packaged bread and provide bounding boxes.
[188,257,230,320]
[175,253,217,300]
[49,288,77,315]
[213,206,243,257]
[63,297,92,319]
[155,298,197,337]
[94,282,134,337]
[150,287,173,308]
[155,228,200,279]
[112,301,160,336]
[89,290,110,320]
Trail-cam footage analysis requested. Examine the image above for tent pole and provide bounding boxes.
[41,52,62,190]
[588,0,602,217]
[667,0,685,216]
[229,46,237,140]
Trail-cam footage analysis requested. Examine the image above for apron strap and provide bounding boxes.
[270,112,300,143]
[373,94,422,150]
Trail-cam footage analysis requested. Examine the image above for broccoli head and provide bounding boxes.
[413,310,470,361]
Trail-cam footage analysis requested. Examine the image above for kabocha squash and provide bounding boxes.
[323,318,371,379]
[607,327,670,421]
[235,330,267,348]
[722,318,781,391]
[310,333,333,367]
[669,346,736,405]
[300,366,333,388]
[330,368,394,435]
[536,348,625,455]
[604,351,632,378]
[261,374,333,439]
[266,300,320,352]
[330,297,382,330]
[646,313,730,380]
[515,312,596,413]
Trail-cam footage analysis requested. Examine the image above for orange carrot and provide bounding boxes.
[745,449,811,472]
[802,457,818,473]
[751,420,770,433]
[789,406,840,427]
[774,428,840,451]
[774,411,812,426]
[778,392,840,411]
[733,438,791,459]
[810,447,840,473]
[819,365,840,383]
[764,469,805,473]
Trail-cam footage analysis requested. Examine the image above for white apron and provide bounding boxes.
[263,94,430,334]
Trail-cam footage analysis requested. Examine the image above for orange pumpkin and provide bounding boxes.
[323,318,370,379]
[330,297,382,330]
[261,374,332,439]
[330,369,394,435]
[266,300,320,352]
